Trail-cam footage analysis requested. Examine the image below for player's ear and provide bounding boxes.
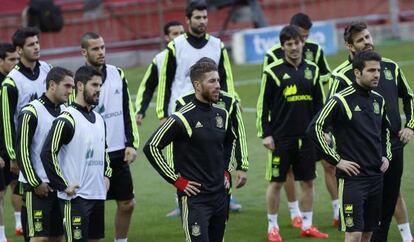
[16,46,23,56]
[353,68,361,78]
[80,48,87,57]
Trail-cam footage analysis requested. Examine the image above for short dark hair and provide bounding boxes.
[352,50,381,72]
[290,13,313,30]
[74,66,102,91]
[344,21,368,44]
[190,57,218,83]
[280,25,303,46]
[186,0,207,18]
[0,43,16,59]
[81,32,102,49]
[12,27,40,48]
[46,67,73,89]
[164,21,183,35]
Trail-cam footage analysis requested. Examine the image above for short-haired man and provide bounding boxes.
[16,67,74,242]
[257,25,327,242]
[41,66,112,242]
[157,0,237,121]
[262,14,334,227]
[135,21,184,126]
[328,22,414,242]
[144,57,234,242]
[0,27,51,237]
[80,32,139,242]
[0,42,19,242]
[308,50,392,242]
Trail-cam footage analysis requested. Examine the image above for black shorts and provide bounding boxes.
[24,188,63,237]
[265,138,316,182]
[0,157,19,190]
[60,197,105,241]
[338,176,383,232]
[106,156,134,201]
[179,191,228,242]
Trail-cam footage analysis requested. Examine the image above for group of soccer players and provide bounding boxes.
[0,0,413,241]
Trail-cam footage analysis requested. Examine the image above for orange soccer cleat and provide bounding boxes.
[291,216,303,228]
[267,227,282,242]
[300,226,329,239]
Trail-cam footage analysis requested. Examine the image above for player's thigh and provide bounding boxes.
[363,177,383,232]
[267,140,295,182]
[292,139,316,181]
[60,197,90,242]
[338,178,367,232]
[107,157,134,201]
[88,200,105,240]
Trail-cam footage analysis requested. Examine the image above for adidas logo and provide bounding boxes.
[282,73,291,80]
[195,121,203,128]
[354,105,362,112]
[114,89,120,94]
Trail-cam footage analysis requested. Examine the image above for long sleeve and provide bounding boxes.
[397,67,414,129]
[218,42,236,96]
[143,116,184,184]
[135,59,159,116]
[0,77,18,160]
[118,68,139,149]
[16,105,42,187]
[230,100,248,171]
[156,43,176,119]
[40,113,75,191]
[381,102,392,161]
[256,72,277,138]
[307,97,342,165]
[312,69,325,113]
[315,47,331,85]
[327,75,352,99]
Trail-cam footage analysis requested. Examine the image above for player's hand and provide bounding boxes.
[224,171,231,190]
[398,128,414,144]
[380,156,389,173]
[160,118,167,125]
[64,185,80,196]
[0,156,5,169]
[104,177,110,191]
[262,136,275,151]
[323,132,332,146]
[124,147,137,165]
[34,182,52,197]
[336,159,360,176]
[136,113,144,126]
[174,177,201,197]
[235,170,247,189]
[10,159,19,174]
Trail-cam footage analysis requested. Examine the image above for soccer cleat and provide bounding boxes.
[291,216,303,228]
[267,227,282,242]
[230,196,242,212]
[15,227,23,236]
[166,206,181,217]
[332,218,339,227]
[300,226,329,239]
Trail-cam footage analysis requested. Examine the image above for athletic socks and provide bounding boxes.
[14,212,21,229]
[302,211,313,230]
[332,199,339,219]
[115,239,127,242]
[288,201,302,219]
[0,226,6,241]
[267,214,278,232]
[398,223,413,242]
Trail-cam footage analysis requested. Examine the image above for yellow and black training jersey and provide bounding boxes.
[263,40,331,84]
[308,83,392,178]
[144,98,235,195]
[257,58,324,140]
[175,91,248,172]
[328,56,414,150]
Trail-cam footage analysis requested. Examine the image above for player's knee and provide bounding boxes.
[30,237,48,242]
[118,199,135,213]
[0,191,4,200]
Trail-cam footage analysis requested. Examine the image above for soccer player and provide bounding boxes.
[328,21,414,242]
[256,25,328,242]
[80,32,139,242]
[0,27,51,237]
[135,21,184,126]
[0,42,19,242]
[262,13,335,227]
[156,0,237,121]
[41,66,112,242]
[16,67,74,242]
[144,57,234,242]
[308,50,392,242]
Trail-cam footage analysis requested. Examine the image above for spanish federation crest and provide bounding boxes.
[383,69,393,80]
[191,223,201,237]
[373,100,380,114]
[74,229,82,240]
[345,216,354,227]
[305,49,314,62]
[34,221,43,232]
[304,68,313,80]
[215,115,224,128]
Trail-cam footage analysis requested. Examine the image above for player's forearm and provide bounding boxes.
[1,85,18,160]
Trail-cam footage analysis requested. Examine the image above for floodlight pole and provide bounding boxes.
[389,0,400,39]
